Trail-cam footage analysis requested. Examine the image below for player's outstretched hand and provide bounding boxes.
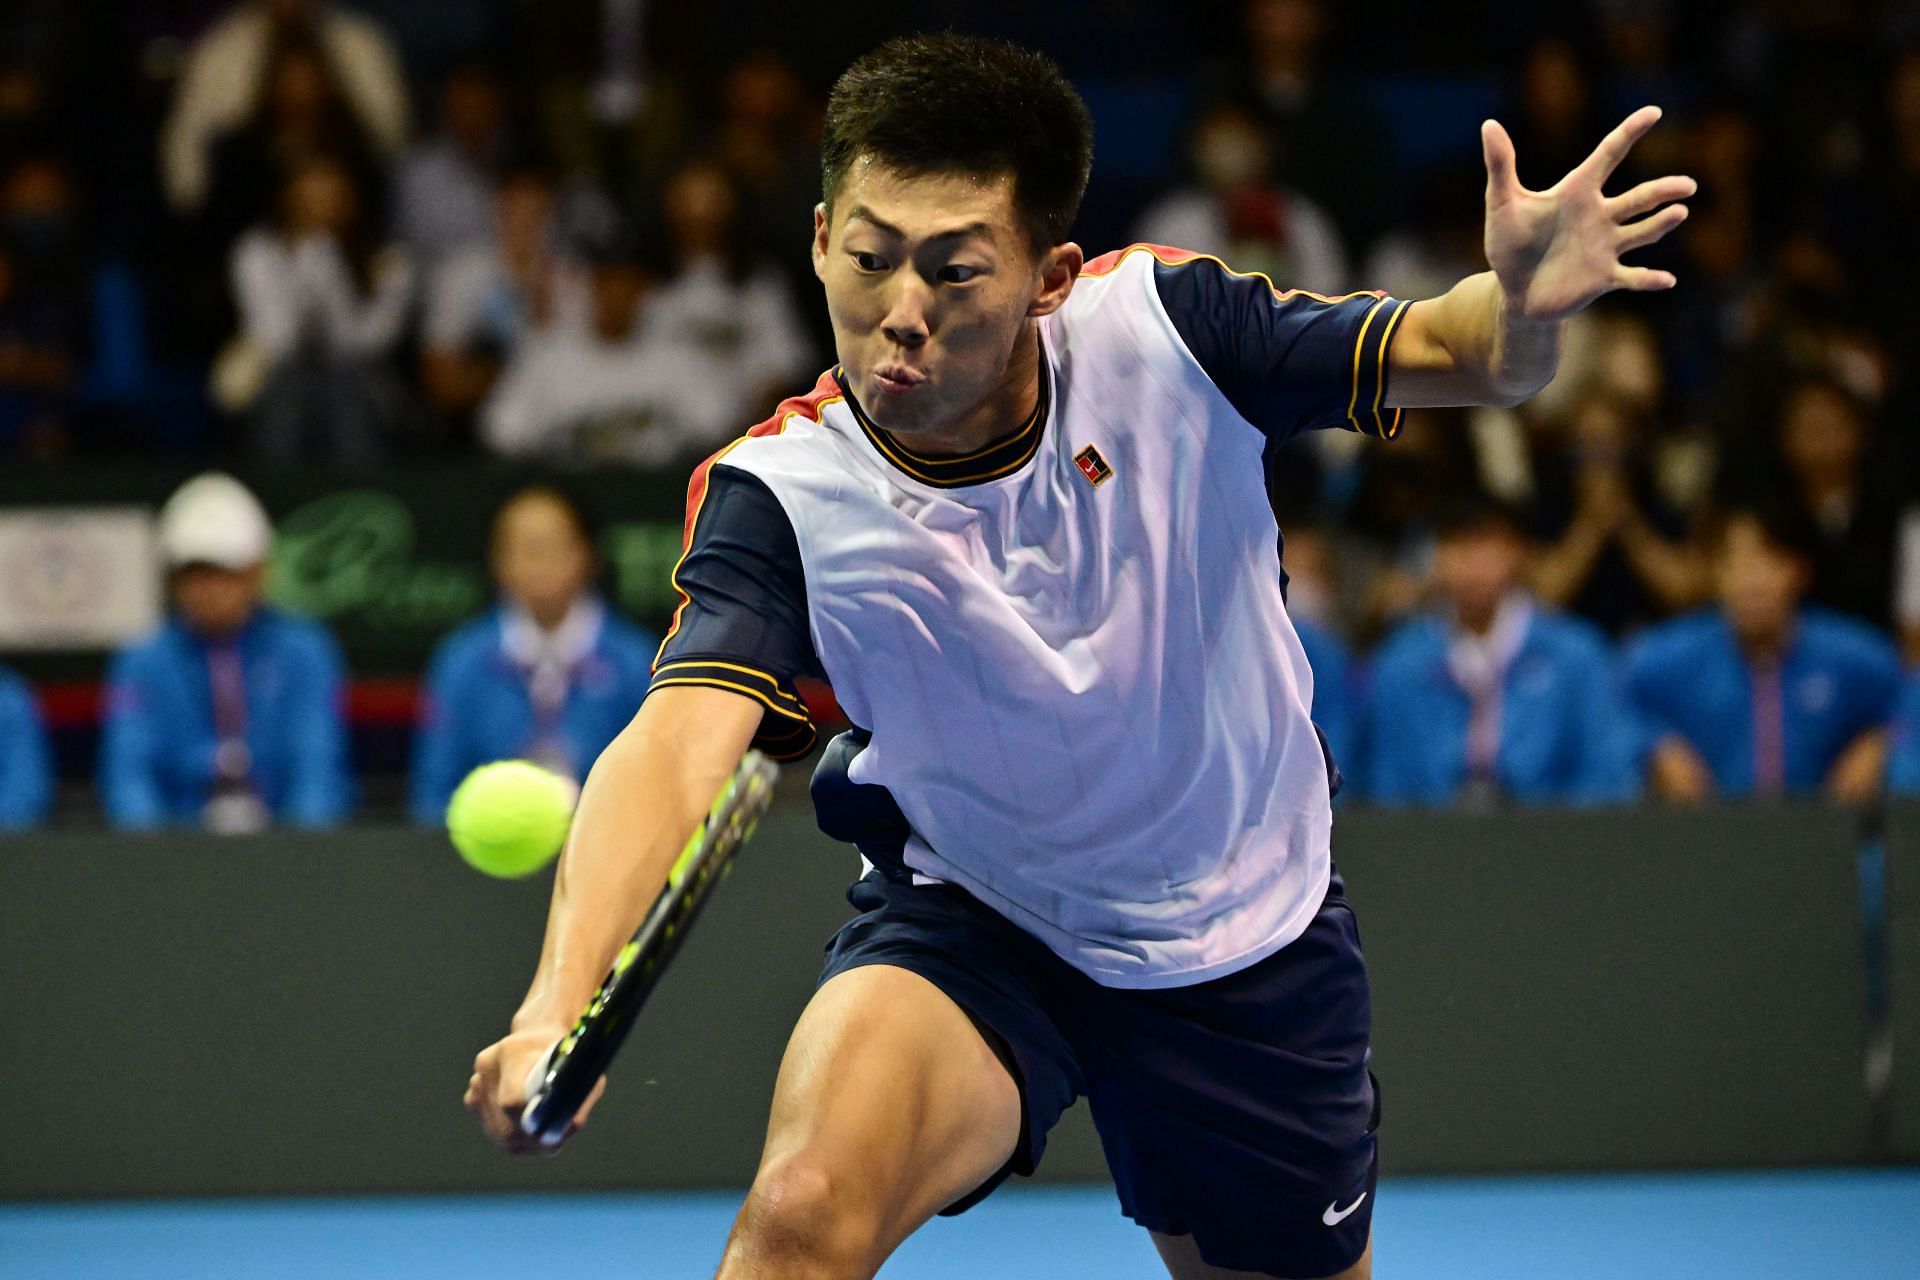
[1481,105,1695,322]
[465,1025,607,1155]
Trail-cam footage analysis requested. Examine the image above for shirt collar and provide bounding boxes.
[834,355,1051,490]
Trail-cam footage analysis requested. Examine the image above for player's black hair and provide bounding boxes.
[489,482,602,557]
[820,33,1094,256]
[1431,493,1527,543]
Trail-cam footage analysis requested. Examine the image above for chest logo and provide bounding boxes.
[1073,443,1114,487]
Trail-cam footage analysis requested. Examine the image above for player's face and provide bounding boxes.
[813,160,1074,439]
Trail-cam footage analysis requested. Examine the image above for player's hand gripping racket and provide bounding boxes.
[519,750,779,1146]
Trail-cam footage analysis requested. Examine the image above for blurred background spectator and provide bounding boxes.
[99,472,352,831]
[160,0,408,219]
[392,61,514,271]
[1622,510,1903,805]
[1217,0,1390,253]
[480,232,734,466]
[1280,523,1357,780]
[646,157,810,432]
[221,154,415,463]
[418,161,589,429]
[1761,374,1903,632]
[0,661,52,829]
[1893,669,1920,796]
[0,153,85,460]
[411,484,656,824]
[1135,99,1347,295]
[1360,499,1637,808]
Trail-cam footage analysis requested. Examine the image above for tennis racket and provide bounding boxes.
[518,750,780,1146]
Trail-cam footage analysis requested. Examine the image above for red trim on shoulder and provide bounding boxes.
[656,368,844,668]
[1079,243,1203,277]
[679,367,840,545]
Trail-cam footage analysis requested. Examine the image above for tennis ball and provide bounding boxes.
[446,760,577,878]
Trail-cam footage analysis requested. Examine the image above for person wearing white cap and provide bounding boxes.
[98,473,354,832]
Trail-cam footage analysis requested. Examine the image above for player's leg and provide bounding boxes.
[1081,875,1378,1280]
[715,963,1021,1280]
[1151,1230,1372,1280]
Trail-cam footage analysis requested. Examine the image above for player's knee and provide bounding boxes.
[735,1152,885,1278]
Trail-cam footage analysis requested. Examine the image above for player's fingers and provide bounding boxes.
[1579,105,1662,185]
[1607,174,1696,221]
[1614,264,1678,292]
[1617,202,1688,252]
[1481,118,1521,201]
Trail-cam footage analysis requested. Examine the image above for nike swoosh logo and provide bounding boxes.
[1322,1192,1368,1226]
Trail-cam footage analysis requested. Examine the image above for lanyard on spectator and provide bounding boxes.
[501,599,605,780]
[1752,661,1787,795]
[208,642,252,789]
[204,641,269,834]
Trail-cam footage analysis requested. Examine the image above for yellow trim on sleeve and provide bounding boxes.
[653,659,805,709]
[649,677,813,723]
[1345,297,1390,432]
[1371,299,1411,438]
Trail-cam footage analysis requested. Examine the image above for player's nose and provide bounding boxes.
[880,279,931,347]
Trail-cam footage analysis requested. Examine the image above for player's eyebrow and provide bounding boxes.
[845,204,994,244]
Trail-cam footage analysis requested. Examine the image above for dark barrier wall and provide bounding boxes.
[0,802,1875,1200]
[1890,801,1920,1162]
[1338,805,1870,1171]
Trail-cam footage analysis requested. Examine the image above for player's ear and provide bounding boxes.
[1027,242,1083,318]
[811,204,831,283]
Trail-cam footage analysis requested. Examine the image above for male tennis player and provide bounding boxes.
[467,34,1691,1279]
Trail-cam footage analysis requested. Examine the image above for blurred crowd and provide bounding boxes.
[3,0,1920,827]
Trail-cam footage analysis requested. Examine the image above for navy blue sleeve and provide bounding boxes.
[1151,253,1410,442]
[651,463,819,760]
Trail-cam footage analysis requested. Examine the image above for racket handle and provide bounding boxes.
[519,1039,563,1144]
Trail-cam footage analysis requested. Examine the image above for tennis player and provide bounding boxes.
[467,34,1692,1279]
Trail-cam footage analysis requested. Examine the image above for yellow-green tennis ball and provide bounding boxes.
[446,761,576,878]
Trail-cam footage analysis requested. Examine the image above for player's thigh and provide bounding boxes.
[753,962,1022,1238]
[1152,1231,1372,1280]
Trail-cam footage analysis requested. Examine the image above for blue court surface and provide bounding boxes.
[4,1170,1915,1278]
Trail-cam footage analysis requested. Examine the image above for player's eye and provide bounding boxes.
[850,251,887,273]
[937,264,982,285]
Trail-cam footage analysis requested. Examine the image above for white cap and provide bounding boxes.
[156,472,273,570]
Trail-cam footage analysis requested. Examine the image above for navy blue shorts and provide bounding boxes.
[818,869,1379,1279]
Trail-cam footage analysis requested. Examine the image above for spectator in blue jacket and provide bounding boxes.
[0,664,52,828]
[1892,672,1920,796]
[1622,508,1902,804]
[1281,524,1357,786]
[1362,498,1636,807]
[410,484,658,823]
[100,473,353,832]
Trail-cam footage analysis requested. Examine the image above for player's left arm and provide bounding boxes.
[1387,106,1694,409]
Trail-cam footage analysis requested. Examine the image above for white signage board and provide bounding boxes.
[0,507,162,650]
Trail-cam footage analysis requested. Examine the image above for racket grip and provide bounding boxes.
[518,1039,563,1144]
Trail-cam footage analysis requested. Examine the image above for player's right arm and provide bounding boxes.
[465,683,761,1153]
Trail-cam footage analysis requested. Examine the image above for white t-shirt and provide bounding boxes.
[650,244,1407,988]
